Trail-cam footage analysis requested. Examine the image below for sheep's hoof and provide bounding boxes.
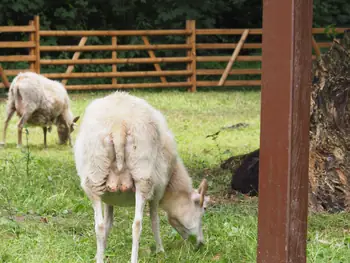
[196,240,205,250]
[94,254,104,263]
[155,246,165,254]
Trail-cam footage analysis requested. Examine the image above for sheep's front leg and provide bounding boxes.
[131,189,146,263]
[93,200,106,263]
[0,108,15,147]
[149,200,164,253]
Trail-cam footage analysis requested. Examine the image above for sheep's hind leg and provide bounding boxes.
[0,107,15,147]
[131,187,147,263]
[93,199,107,263]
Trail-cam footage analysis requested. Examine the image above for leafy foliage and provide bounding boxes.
[313,0,350,28]
[0,0,349,85]
[1,0,349,32]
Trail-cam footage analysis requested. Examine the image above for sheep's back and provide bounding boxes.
[10,72,69,121]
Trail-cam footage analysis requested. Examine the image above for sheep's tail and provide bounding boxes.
[7,73,23,113]
[102,120,127,171]
[113,120,127,171]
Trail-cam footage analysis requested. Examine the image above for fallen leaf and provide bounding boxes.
[40,217,48,223]
[14,216,25,222]
[212,253,221,261]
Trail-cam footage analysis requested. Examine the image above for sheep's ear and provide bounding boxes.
[198,179,208,207]
[73,116,80,123]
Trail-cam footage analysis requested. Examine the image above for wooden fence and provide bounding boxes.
[0,16,349,91]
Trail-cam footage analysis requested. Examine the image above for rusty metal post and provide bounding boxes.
[257,0,313,262]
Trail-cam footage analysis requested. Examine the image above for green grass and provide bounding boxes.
[0,90,349,263]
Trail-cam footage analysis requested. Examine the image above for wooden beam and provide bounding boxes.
[196,43,262,49]
[29,20,35,71]
[40,29,191,36]
[39,44,191,52]
[34,16,40,73]
[186,20,197,92]
[196,69,262,75]
[61,37,88,85]
[0,55,36,62]
[197,80,261,87]
[197,55,262,62]
[0,25,35,32]
[257,0,313,262]
[5,69,31,76]
[42,70,191,79]
[141,36,167,83]
[64,82,191,90]
[189,20,197,92]
[40,57,191,65]
[0,41,36,48]
[218,29,249,86]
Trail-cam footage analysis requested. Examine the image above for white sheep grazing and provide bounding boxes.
[73,91,210,263]
[0,72,80,148]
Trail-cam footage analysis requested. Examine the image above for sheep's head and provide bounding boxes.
[57,115,80,144]
[166,179,210,246]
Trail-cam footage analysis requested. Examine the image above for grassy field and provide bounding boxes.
[0,89,349,263]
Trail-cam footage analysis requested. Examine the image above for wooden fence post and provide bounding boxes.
[186,20,196,92]
[257,0,313,261]
[29,20,35,72]
[34,16,40,74]
[111,36,117,85]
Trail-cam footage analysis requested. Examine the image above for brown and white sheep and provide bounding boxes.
[0,72,79,148]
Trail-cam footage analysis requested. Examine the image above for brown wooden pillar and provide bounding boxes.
[257,0,313,262]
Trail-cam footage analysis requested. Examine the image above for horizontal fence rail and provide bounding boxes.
[0,16,349,91]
